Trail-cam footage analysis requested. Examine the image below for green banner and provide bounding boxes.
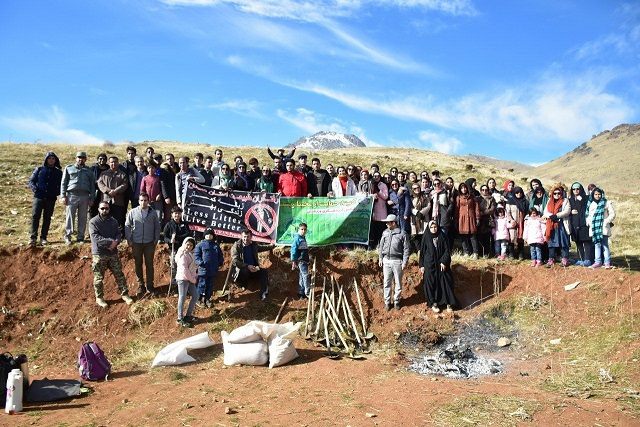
[276,196,373,246]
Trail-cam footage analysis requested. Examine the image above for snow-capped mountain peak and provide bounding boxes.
[287,131,367,150]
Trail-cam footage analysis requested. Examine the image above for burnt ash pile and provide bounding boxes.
[409,340,502,379]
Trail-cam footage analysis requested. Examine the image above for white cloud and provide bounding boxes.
[418,130,462,154]
[1,106,103,145]
[208,99,264,118]
[158,0,449,72]
[272,72,634,144]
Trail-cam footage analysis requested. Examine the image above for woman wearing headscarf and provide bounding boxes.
[477,184,496,257]
[528,183,549,262]
[454,182,480,257]
[419,220,457,313]
[330,165,358,197]
[256,166,275,193]
[409,181,431,253]
[586,188,615,269]
[387,178,412,234]
[465,178,480,198]
[543,183,571,267]
[506,186,528,259]
[212,163,233,190]
[568,182,592,266]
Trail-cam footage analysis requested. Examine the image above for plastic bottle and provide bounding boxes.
[4,369,23,414]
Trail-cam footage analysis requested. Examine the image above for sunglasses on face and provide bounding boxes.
[553,192,561,195]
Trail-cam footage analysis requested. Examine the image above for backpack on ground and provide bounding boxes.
[77,342,111,381]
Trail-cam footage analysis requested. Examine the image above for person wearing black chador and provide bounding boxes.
[419,220,457,314]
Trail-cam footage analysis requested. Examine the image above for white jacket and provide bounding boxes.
[330,177,357,197]
[586,200,615,237]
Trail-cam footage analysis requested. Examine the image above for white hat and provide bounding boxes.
[382,214,397,223]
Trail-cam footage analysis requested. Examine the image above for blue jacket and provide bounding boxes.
[29,152,62,200]
[194,239,223,276]
[290,233,309,262]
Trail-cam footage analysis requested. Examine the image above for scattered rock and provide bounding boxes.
[564,281,580,291]
[497,337,511,347]
[182,403,193,409]
[225,406,235,415]
[550,338,562,345]
[122,399,128,404]
[365,413,377,418]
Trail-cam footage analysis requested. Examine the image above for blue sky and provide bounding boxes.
[1,0,639,164]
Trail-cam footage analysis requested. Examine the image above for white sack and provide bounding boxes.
[151,332,214,367]
[267,321,303,341]
[227,321,275,343]
[221,331,268,366]
[268,335,299,368]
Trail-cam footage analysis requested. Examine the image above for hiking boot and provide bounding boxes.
[431,304,440,313]
[177,318,193,328]
[40,239,48,246]
[394,301,401,310]
[385,302,391,311]
[96,298,108,308]
[28,239,37,247]
[183,315,197,324]
[590,262,602,269]
[545,259,555,268]
[445,305,453,313]
[121,295,133,305]
[574,260,584,266]
[582,260,592,267]
[561,257,569,267]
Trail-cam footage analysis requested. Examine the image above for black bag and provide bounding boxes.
[1,352,19,403]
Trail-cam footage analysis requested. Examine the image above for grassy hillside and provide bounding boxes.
[534,123,640,194]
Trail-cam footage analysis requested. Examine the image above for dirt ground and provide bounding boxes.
[1,244,639,426]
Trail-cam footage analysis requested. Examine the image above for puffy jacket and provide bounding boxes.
[176,242,198,283]
[523,217,546,244]
[371,181,389,221]
[125,207,161,244]
[194,239,223,276]
[379,227,410,265]
[493,216,511,240]
[29,151,62,200]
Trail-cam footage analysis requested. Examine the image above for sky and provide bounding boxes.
[1,0,639,164]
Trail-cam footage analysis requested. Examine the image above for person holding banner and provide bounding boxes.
[378,214,410,310]
[175,156,205,207]
[231,229,271,301]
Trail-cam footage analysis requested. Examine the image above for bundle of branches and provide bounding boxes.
[304,264,375,359]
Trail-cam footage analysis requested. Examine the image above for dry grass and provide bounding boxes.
[431,394,541,426]
[111,336,162,368]
[128,300,167,327]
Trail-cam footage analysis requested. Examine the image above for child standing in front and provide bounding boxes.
[523,208,546,267]
[194,228,223,308]
[493,207,510,260]
[175,237,198,328]
[291,223,310,299]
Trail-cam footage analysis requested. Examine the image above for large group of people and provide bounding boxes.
[28,145,617,324]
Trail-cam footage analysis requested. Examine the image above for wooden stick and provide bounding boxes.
[325,291,347,335]
[325,307,350,351]
[274,297,289,323]
[342,287,362,346]
[323,305,332,354]
[304,287,312,336]
[339,286,351,334]
[313,278,326,337]
[221,263,233,296]
[353,278,368,334]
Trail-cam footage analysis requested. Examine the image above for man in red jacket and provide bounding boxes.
[277,159,308,197]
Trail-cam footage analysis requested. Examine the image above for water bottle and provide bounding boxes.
[4,369,23,414]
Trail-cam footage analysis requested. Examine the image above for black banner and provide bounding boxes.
[182,182,280,243]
